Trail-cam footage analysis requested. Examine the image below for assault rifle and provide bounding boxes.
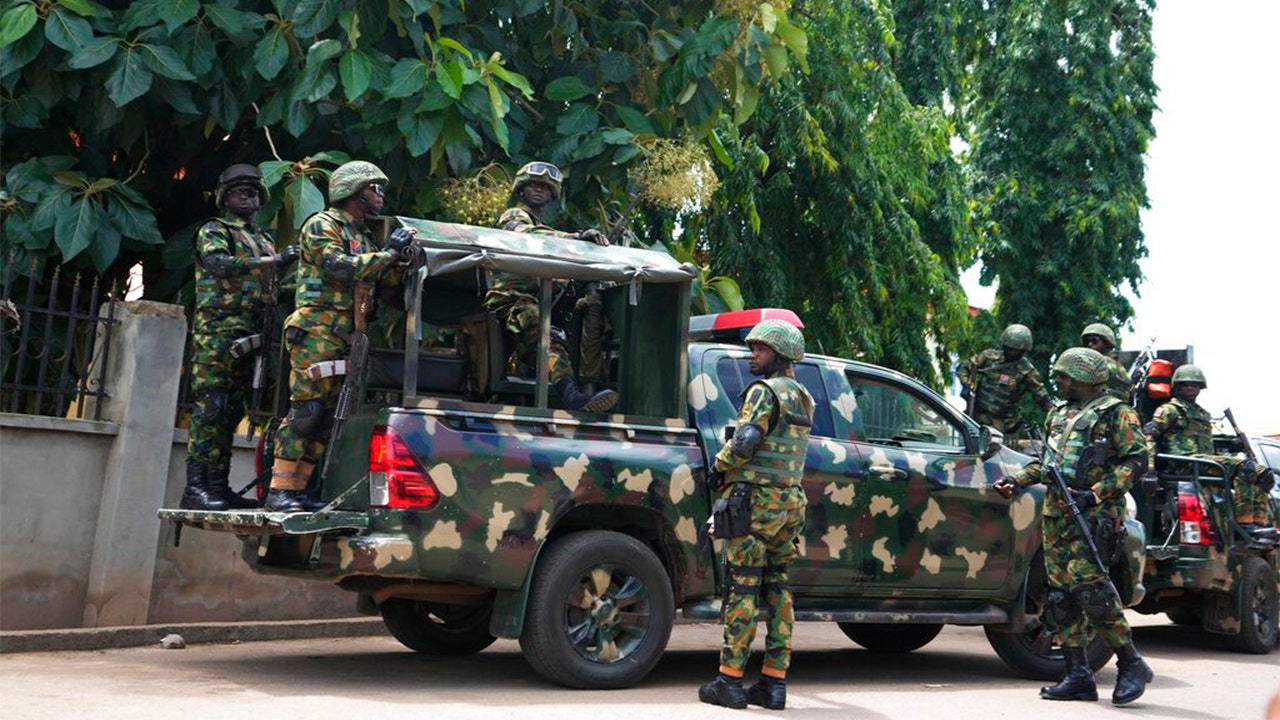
[1028,426,1117,584]
[1126,337,1156,407]
[320,330,369,485]
[245,299,276,440]
[606,192,642,247]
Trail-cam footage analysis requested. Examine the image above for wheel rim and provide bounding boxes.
[1015,618,1062,661]
[1251,576,1276,641]
[563,563,652,663]
[420,601,489,635]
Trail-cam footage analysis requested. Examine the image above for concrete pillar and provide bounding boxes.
[82,300,187,627]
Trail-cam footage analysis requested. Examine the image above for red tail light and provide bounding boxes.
[1177,491,1217,545]
[369,425,439,510]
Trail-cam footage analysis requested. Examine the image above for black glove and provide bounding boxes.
[960,387,973,403]
[386,227,415,253]
[1067,488,1099,510]
[707,468,726,491]
[1236,458,1257,478]
[578,228,609,246]
[1257,468,1276,492]
[275,245,300,267]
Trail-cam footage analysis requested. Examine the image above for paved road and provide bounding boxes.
[3,614,1276,720]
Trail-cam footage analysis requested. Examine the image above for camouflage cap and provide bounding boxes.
[1052,347,1109,385]
[1080,322,1117,349]
[745,319,805,361]
[1000,324,1033,351]
[1172,364,1207,388]
[513,161,562,200]
[215,163,268,206]
[329,161,389,204]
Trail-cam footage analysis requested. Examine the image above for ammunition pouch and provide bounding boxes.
[1091,516,1127,567]
[1074,582,1116,622]
[288,398,330,440]
[1073,439,1109,487]
[730,423,764,459]
[1043,588,1078,630]
[724,564,762,600]
[711,483,753,540]
[1254,468,1276,492]
[762,563,789,597]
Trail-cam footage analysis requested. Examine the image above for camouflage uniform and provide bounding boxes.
[958,348,1052,435]
[1102,355,1131,402]
[187,214,278,470]
[273,208,399,467]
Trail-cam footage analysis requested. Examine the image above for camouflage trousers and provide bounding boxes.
[186,328,253,470]
[484,287,572,383]
[1235,482,1274,525]
[273,325,344,462]
[1043,512,1132,649]
[719,484,806,676]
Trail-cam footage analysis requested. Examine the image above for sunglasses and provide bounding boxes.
[227,185,262,198]
[364,183,386,196]
[523,162,562,183]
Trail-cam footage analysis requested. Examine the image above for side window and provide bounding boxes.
[1260,444,1280,472]
[846,374,966,451]
[713,357,835,438]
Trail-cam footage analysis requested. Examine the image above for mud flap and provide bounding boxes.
[488,538,549,639]
[1202,591,1240,636]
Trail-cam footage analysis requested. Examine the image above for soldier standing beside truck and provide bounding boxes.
[958,323,1053,437]
[183,164,297,510]
[699,319,813,711]
[1079,322,1132,402]
[265,161,415,512]
[993,347,1153,706]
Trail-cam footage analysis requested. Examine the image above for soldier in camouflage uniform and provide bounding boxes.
[993,347,1153,706]
[1144,365,1276,537]
[1080,322,1132,402]
[958,324,1052,436]
[699,319,812,711]
[183,164,298,510]
[485,161,616,412]
[266,161,415,512]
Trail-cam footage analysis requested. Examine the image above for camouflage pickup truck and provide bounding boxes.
[161,217,1147,689]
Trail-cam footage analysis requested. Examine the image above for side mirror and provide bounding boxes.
[979,426,1002,461]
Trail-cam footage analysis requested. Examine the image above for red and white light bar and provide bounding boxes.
[688,308,804,343]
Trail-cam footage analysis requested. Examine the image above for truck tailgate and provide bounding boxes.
[157,508,368,536]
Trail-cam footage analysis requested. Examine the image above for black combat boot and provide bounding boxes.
[746,675,787,710]
[1239,523,1278,540]
[1112,642,1154,706]
[698,673,748,709]
[206,467,259,510]
[554,376,618,413]
[1040,646,1098,701]
[181,463,233,511]
[263,489,327,513]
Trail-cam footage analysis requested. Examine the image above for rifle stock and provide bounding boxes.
[1223,408,1258,464]
[246,301,275,440]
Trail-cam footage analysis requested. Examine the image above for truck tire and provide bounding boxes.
[837,623,943,653]
[985,624,1112,681]
[380,598,497,656]
[1223,556,1278,654]
[519,530,674,689]
[1165,603,1203,627]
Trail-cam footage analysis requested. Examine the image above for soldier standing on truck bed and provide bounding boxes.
[699,319,813,711]
[265,161,415,512]
[183,164,298,511]
[484,161,617,412]
[992,347,1154,706]
[1079,322,1132,402]
[1143,365,1276,537]
[958,323,1052,436]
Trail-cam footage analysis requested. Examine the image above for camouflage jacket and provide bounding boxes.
[715,367,815,488]
[1015,394,1146,518]
[487,204,586,304]
[287,209,398,336]
[1145,397,1214,463]
[1103,354,1131,401]
[193,214,277,336]
[958,349,1052,433]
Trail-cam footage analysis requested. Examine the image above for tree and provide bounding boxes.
[963,0,1156,365]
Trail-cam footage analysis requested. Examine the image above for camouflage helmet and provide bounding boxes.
[1080,322,1117,349]
[512,161,562,200]
[214,164,268,206]
[745,319,805,362]
[1172,364,1207,389]
[1000,324,1034,351]
[1052,347,1110,385]
[328,161,388,204]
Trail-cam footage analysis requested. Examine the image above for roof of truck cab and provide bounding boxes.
[392,216,697,285]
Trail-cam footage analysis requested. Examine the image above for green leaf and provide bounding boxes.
[615,106,655,136]
[437,36,472,61]
[253,28,289,80]
[436,60,464,99]
[0,19,44,72]
[339,50,371,100]
[397,110,443,157]
[140,43,195,80]
[152,76,198,114]
[157,0,199,33]
[601,127,634,145]
[86,207,122,272]
[105,47,154,106]
[307,150,350,165]
[708,129,734,169]
[707,276,744,311]
[763,40,788,77]
[66,35,117,68]
[0,3,37,49]
[180,21,215,75]
[733,83,759,124]
[120,0,162,32]
[544,75,592,101]
[751,146,769,174]
[486,61,533,97]
[56,0,95,17]
[573,130,605,161]
[305,38,342,66]
[760,3,779,32]
[54,196,96,261]
[599,51,634,84]
[104,190,162,244]
[485,78,506,120]
[775,17,808,71]
[291,0,340,38]
[31,186,73,232]
[283,98,314,137]
[556,102,598,135]
[204,4,246,35]
[43,7,93,52]
[285,176,325,229]
[259,160,292,188]
[384,58,428,98]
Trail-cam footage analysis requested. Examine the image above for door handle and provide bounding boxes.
[869,464,908,480]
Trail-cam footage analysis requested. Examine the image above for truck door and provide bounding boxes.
[844,370,1015,594]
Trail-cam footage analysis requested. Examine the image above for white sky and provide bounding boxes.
[962,0,1280,435]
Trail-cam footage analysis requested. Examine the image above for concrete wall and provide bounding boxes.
[0,300,358,631]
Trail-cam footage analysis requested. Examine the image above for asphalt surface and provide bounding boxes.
[2,613,1277,720]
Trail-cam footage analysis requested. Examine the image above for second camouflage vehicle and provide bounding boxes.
[161,216,1147,688]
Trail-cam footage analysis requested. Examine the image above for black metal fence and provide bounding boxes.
[0,256,120,420]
